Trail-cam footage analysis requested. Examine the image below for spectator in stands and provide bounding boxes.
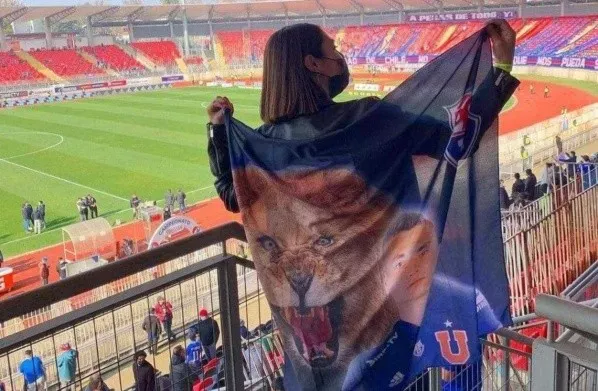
[499,180,511,210]
[176,189,186,213]
[240,319,250,340]
[142,308,162,355]
[185,332,203,371]
[154,296,175,341]
[511,173,525,197]
[544,85,549,98]
[39,257,50,286]
[524,169,537,201]
[555,135,563,154]
[37,201,46,229]
[87,194,98,219]
[559,151,578,178]
[132,350,156,391]
[57,258,68,280]
[191,309,220,360]
[580,155,596,190]
[57,342,78,390]
[32,206,42,235]
[165,189,175,211]
[170,345,198,391]
[539,162,554,194]
[131,194,141,218]
[85,374,109,391]
[77,198,87,222]
[19,350,46,391]
[163,206,171,221]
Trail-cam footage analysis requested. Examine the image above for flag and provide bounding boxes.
[226,29,516,390]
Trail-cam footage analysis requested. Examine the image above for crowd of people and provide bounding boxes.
[500,150,598,210]
[21,201,46,234]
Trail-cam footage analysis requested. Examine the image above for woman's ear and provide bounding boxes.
[303,54,319,73]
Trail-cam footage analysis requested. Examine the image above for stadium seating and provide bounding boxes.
[212,16,597,63]
[131,41,181,65]
[29,48,104,77]
[0,51,45,84]
[82,45,143,71]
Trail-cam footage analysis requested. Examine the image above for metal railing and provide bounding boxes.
[501,162,598,317]
[0,223,280,391]
[531,294,598,391]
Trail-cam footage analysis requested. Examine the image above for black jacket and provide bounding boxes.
[170,354,197,391]
[524,174,537,198]
[512,179,525,195]
[499,186,510,210]
[191,317,220,346]
[142,314,162,337]
[207,69,519,213]
[133,361,156,391]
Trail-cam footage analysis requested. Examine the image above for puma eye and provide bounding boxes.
[257,236,278,252]
[314,236,334,247]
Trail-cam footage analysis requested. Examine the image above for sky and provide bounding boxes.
[22,0,161,5]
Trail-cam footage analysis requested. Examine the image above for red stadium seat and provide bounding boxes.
[0,51,45,84]
[29,48,104,77]
[131,41,181,65]
[82,45,143,71]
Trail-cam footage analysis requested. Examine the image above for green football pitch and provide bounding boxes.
[0,87,270,257]
[0,75,596,258]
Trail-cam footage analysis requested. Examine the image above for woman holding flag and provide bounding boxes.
[206,20,518,391]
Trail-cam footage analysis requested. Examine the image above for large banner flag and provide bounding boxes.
[227,29,515,390]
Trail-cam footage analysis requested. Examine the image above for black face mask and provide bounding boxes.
[318,53,350,98]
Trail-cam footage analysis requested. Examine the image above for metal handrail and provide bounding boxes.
[0,222,247,323]
[536,294,598,338]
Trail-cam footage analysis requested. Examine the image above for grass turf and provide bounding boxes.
[0,75,594,257]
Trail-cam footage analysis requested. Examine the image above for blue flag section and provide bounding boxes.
[226,29,515,391]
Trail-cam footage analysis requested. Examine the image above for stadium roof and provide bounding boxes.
[0,0,523,26]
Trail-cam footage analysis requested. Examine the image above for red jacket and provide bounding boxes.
[154,302,173,322]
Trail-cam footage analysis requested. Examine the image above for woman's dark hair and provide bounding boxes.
[260,23,331,124]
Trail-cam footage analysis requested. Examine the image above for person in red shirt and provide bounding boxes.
[154,296,175,341]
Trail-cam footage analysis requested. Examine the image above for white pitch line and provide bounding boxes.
[0,158,129,202]
[0,131,64,160]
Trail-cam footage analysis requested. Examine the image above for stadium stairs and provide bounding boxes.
[77,50,120,77]
[175,57,189,74]
[14,50,63,82]
[115,42,156,71]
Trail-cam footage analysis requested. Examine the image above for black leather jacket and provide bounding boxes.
[208,69,519,213]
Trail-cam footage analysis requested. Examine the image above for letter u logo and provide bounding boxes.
[434,330,470,365]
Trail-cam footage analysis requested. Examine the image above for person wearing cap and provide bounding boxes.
[154,296,175,341]
[132,350,155,391]
[57,343,78,390]
[190,309,220,360]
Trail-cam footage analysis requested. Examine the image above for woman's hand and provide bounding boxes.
[486,19,516,66]
[207,96,234,125]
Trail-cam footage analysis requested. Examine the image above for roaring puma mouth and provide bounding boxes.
[274,298,343,368]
